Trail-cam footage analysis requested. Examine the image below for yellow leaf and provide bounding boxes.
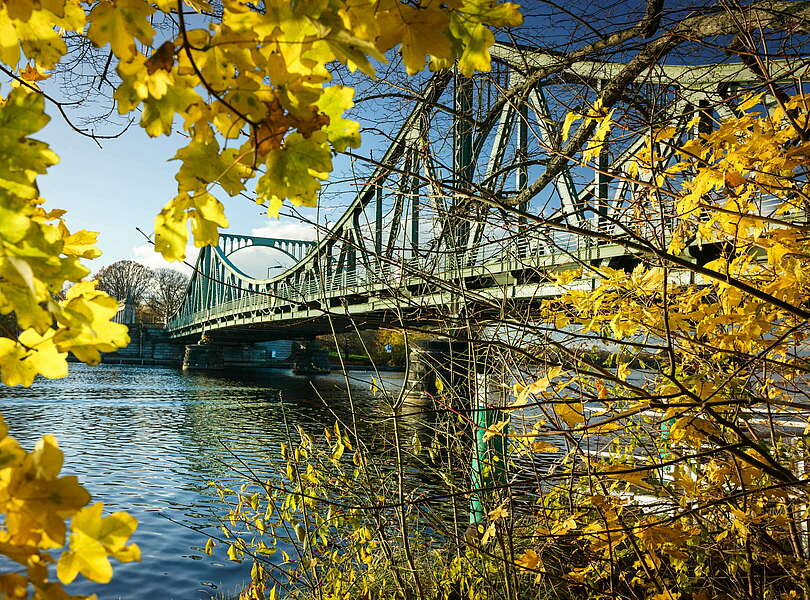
[55,282,130,364]
[87,0,154,59]
[515,548,540,571]
[0,329,67,387]
[204,539,216,555]
[554,401,583,428]
[20,63,49,82]
[480,522,496,544]
[488,504,509,521]
[227,543,242,562]
[561,111,581,142]
[582,109,614,162]
[58,502,139,584]
[30,434,63,479]
[530,440,559,453]
[738,91,764,113]
[552,268,581,285]
[603,464,654,490]
[315,85,360,153]
[724,170,746,188]
[482,419,509,442]
[376,4,452,75]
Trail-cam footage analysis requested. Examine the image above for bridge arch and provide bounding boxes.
[167,45,799,340]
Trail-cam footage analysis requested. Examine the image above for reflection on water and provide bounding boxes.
[0,364,404,599]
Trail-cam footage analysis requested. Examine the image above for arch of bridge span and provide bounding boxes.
[167,43,797,339]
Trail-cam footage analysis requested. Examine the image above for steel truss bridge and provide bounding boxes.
[167,44,797,343]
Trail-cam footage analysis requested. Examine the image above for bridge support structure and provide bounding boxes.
[404,338,507,525]
[290,340,331,375]
[182,341,225,371]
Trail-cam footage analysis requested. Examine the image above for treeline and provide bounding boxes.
[93,260,189,325]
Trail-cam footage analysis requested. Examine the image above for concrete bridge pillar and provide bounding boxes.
[403,338,506,525]
[403,339,470,404]
[291,340,330,375]
[182,338,225,371]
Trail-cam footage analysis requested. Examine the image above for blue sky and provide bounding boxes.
[38,104,321,277]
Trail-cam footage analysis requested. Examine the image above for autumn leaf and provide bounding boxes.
[57,503,140,584]
[20,63,49,82]
[315,85,360,152]
[603,464,654,490]
[376,3,452,75]
[145,40,174,74]
[87,0,154,59]
[554,401,584,428]
[488,504,509,521]
[530,439,559,453]
[561,111,581,142]
[515,548,540,571]
[482,418,509,442]
[724,169,746,189]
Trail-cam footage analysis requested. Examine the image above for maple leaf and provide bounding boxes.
[0,88,58,200]
[54,281,130,364]
[315,86,360,153]
[57,502,140,584]
[515,549,540,571]
[554,400,584,428]
[139,81,201,137]
[19,63,49,82]
[87,0,154,59]
[257,132,332,216]
[376,2,452,75]
[145,40,174,74]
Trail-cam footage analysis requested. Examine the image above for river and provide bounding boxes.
[0,364,406,599]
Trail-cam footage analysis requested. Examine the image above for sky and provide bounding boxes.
[37,103,321,279]
[29,0,695,282]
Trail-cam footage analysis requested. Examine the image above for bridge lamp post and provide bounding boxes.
[266,263,283,278]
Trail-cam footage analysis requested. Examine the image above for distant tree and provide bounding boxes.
[147,268,189,323]
[94,260,154,305]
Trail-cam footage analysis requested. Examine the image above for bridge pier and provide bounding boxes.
[403,339,469,404]
[182,340,225,371]
[291,340,330,376]
[403,338,507,525]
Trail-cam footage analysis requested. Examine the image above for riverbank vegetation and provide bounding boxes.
[92,260,189,324]
[206,5,810,600]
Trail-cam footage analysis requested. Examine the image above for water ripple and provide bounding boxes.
[0,364,402,599]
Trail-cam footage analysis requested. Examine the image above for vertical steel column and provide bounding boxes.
[470,369,507,524]
[375,185,383,277]
[200,246,211,314]
[409,134,420,262]
[516,100,528,257]
[453,72,474,269]
[594,80,610,233]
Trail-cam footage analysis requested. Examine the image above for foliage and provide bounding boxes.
[320,330,417,368]
[0,81,139,597]
[147,267,189,323]
[506,90,810,598]
[207,81,810,600]
[2,0,522,263]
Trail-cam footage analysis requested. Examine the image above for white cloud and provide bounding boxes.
[250,218,318,241]
[132,243,197,275]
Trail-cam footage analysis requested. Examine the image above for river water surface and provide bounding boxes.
[0,364,404,599]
